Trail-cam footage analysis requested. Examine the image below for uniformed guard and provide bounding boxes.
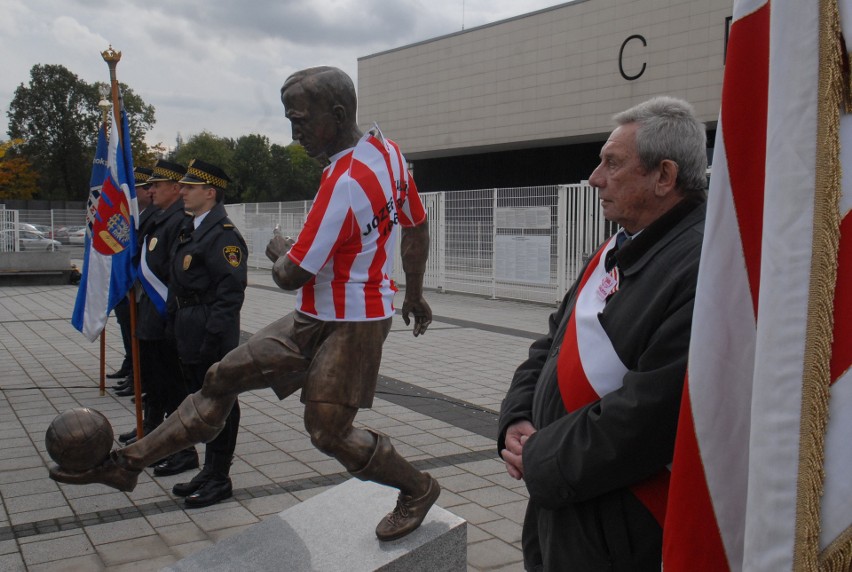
[122,161,196,476]
[168,159,247,507]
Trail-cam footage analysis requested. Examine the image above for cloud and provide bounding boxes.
[132,0,424,48]
[51,16,109,54]
[0,0,29,38]
[0,0,561,147]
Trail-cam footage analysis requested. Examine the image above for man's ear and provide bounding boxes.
[655,159,679,197]
[332,104,347,126]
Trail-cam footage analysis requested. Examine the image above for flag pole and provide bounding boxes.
[101,45,143,440]
[99,333,106,396]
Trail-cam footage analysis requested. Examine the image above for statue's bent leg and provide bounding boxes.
[297,317,439,540]
[304,400,440,542]
[115,381,224,472]
[125,324,309,469]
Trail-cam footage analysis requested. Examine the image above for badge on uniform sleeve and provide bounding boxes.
[183,255,192,271]
[223,246,242,268]
[148,237,158,251]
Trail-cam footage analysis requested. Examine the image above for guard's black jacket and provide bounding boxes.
[137,205,158,245]
[498,198,706,571]
[137,200,188,340]
[168,202,247,365]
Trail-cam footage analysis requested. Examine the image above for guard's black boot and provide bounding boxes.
[118,427,138,444]
[184,454,233,508]
[183,475,232,508]
[174,446,230,497]
[114,385,135,397]
[107,365,130,379]
[153,447,199,477]
[172,465,214,497]
[112,376,132,391]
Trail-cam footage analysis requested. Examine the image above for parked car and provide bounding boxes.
[55,225,85,244]
[0,229,62,251]
[68,227,87,245]
[29,224,53,236]
[17,222,42,234]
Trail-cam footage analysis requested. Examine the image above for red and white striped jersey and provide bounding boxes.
[287,125,426,321]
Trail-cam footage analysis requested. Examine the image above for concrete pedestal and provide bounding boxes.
[0,251,72,285]
[165,478,467,572]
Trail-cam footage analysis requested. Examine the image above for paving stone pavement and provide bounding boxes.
[0,268,557,571]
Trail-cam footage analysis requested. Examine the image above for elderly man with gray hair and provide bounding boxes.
[498,96,708,571]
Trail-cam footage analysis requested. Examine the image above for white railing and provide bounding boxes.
[4,186,614,303]
[231,183,615,305]
[0,208,85,251]
[0,206,20,252]
[231,201,312,270]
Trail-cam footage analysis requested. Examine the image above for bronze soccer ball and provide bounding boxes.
[45,408,113,472]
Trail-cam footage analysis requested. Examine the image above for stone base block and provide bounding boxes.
[165,478,467,572]
[0,251,72,285]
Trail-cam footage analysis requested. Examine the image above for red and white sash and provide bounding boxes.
[556,236,670,526]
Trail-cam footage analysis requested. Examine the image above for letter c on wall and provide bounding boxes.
[619,34,647,81]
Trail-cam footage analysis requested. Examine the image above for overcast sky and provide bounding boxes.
[1,0,562,149]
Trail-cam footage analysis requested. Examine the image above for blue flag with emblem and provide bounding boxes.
[72,91,138,342]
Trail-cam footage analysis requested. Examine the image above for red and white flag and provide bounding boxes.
[663,0,852,570]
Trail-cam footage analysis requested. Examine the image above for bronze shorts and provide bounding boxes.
[245,311,392,409]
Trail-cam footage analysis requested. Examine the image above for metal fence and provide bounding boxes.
[230,183,616,305]
[2,184,614,303]
[0,207,18,252]
[236,201,313,269]
[0,205,82,253]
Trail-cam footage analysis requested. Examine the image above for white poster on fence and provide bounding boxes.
[495,207,551,230]
[494,235,551,284]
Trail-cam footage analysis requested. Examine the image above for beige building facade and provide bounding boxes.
[357,0,731,191]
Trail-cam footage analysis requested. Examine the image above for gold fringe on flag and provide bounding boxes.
[794,0,846,570]
[821,527,852,571]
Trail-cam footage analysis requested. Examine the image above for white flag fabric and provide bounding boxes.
[663,0,852,570]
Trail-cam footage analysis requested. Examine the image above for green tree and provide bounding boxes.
[175,135,320,203]
[232,134,272,203]
[6,64,157,200]
[269,143,322,201]
[7,64,98,199]
[170,131,236,198]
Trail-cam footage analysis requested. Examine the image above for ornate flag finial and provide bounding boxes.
[101,45,121,63]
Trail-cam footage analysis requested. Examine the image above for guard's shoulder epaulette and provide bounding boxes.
[223,223,235,229]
